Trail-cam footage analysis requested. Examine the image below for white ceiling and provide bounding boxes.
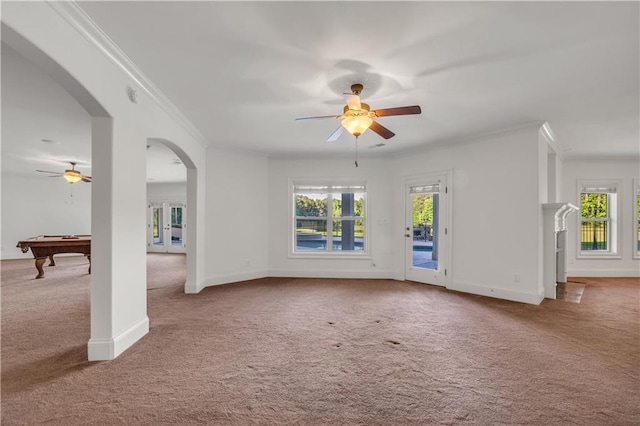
[76,1,639,159]
[2,1,638,184]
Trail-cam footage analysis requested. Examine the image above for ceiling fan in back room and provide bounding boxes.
[296,83,421,166]
[36,161,92,184]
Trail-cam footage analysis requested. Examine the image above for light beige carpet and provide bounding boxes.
[1,254,639,425]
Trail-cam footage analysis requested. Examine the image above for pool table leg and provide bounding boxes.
[35,257,46,279]
[87,255,91,274]
[48,255,55,266]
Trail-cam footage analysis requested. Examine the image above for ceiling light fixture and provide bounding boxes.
[36,161,91,183]
[63,169,82,184]
[341,103,373,137]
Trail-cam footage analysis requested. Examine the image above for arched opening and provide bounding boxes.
[146,138,199,294]
[2,23,168,361]
[1,23,125,361]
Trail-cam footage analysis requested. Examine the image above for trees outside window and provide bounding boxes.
[579,181,619,256]
[293,184,366,254]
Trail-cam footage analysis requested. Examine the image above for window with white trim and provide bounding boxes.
[293,183,366,254]
[634,179,640,258]
[578,181,619,256]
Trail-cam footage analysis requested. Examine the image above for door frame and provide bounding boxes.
[403,170,453,287]
[147,201,187,253]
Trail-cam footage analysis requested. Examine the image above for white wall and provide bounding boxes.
[268,156,394,278]
[562,159,640,277]
[147,182,186,202]
[1,174,91,259]
[205,147,269,286]
[267,126,545,304]
[392,126,544,303]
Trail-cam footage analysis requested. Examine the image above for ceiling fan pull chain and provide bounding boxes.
[355,136,359,167]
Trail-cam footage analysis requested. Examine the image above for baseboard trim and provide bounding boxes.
[87,316,149,361]
[1,253,32,260]
[268,269,395,280]
[449,280,544,305]
[567,269,640,277]
[0,253,85,261]
[184,279,207,294]
[203,269,269,289]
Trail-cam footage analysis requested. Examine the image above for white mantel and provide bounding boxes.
[542,203,579,299]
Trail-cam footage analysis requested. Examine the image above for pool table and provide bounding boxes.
[16,235,91,279]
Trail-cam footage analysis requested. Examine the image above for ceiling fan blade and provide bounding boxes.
[344,94,361,111]
[295,115,340,121]
[36,170,63,175]
[81,176,92,183]
[326,126,345,142]
[372,105,422,117]
[369,121,396,139]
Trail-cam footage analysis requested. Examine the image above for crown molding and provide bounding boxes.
[46,1,210,149]
[540,121,564,161]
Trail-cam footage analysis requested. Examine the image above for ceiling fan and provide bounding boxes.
[296,83,422,142]
[36,162,92,184]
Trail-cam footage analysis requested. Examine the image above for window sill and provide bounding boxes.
[289,252,372,260]
[577,253,622,260]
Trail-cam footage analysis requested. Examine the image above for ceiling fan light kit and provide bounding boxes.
[63,169,83,184]
[296,83,422,165]
[341,114,373,137]
[36,161,92,184]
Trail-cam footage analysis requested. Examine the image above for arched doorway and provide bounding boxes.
[2,6,206,359]
[146,138,199,294]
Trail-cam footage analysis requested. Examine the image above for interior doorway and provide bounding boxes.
[405,172,450,286]
[148,202,186,253]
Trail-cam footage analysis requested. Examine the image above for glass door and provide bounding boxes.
[149,203,165,253]
[167,203,186,253]
[148,202,186,253]
[405,175,449,286]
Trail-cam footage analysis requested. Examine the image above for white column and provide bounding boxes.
[185,166,207,293]
[88,117,149,360]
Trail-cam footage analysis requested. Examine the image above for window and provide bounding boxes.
[578,181,619,257]
[293,183,366,255]
[635,179,640,258]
